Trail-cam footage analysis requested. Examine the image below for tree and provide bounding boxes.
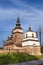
[2,40,6,46]
[38,26,42,46]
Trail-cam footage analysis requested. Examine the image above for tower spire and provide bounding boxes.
[16,17,21,27]
[14,17,22,30]
[12,17,23,47]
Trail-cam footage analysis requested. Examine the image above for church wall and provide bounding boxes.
[4,44,14,49]
[12,34,15,42]
[33,46,41,55]
[13,29,23,33]
[0,45,41,55]
[22,41,40,46]
[22,46,41,55]
[0,47,25,53]
[12,33,23,46]
[25,32,36,38]
[22,46,34,55]
[23,37,38,41]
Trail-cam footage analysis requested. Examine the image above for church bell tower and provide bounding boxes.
[12,17,23,47]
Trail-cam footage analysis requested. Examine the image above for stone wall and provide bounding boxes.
[0,46,41,55]
[33,46,41,55]
[4,44,14,49]
[0,48,25,53]
[22,46,41,55]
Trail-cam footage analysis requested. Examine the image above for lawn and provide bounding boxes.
[0,53,43,65]
[36,53,43,59]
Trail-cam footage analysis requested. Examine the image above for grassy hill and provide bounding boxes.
[0,53,43,65]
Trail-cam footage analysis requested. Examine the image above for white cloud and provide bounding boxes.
[0,0,43,22]
[0,7,43,21]
[0,8,34,20]
[0,0,43,46]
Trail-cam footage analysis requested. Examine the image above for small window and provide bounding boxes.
[33,43,36,46]
[26,34,28,38]
[32,33,34,37]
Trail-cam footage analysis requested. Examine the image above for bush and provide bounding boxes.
[41,46,43,53]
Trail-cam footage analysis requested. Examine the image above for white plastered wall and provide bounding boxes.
[22,41,40,46]
[25,32,36,38]
[13,29,23,33]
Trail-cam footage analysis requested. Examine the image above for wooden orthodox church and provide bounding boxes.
[3,17,41,55]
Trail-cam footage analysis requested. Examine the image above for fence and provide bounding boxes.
[0,48,26,53]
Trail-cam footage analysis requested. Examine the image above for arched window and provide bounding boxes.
[26,34,28,38]
[32,33,34,37]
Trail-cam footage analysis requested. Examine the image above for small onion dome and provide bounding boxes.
[28,27,33,32]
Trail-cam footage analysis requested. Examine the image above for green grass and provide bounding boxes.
[36,53,43,59]
[0,53,43,65]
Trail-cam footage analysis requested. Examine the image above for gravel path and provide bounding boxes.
[9,59,43,65]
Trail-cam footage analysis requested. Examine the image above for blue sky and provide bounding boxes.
[0,0,43,46]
